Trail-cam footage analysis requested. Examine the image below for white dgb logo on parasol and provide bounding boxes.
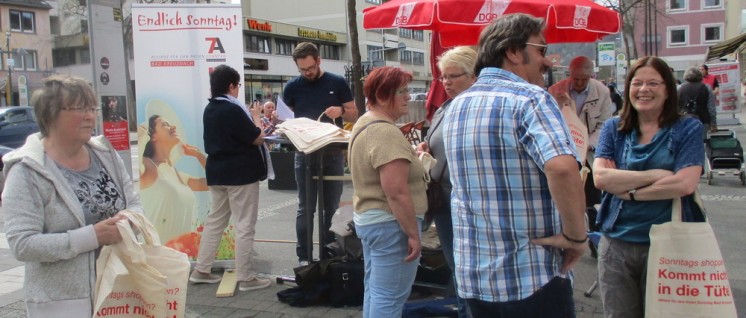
[574,5,591,28]
[473,0,511,24]
[394,3,416,26]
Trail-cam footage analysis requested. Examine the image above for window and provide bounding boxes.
[413,52,425,65]
[366,0,382,4]
[669,0,685,10]
[367,45,383,61]
[80,48,90,64]
[667,26,687,46]
[413,30,424,41]
[703,0,721,8]
[13,50,37,71]
[53,49,77,67]
[399,29,424,41]
[276,39,296,56]
[244,34,271,54]
[318,44,340,60]
[10,10,35,33]
[702,24,723,43]
[399,50,412,64]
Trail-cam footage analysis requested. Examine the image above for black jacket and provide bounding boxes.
[203,96,267,185]
[677,81,711,124]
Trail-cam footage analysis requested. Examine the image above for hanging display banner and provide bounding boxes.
[708,62,741,114]
[132,3,243,261]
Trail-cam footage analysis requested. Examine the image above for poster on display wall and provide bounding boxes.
[132,3,243,261]
[708,62,741,115]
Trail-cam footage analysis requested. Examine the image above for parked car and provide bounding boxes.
[0,106,39,148]
[411,93,427,101]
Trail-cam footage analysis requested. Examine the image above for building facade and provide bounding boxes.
[632,0,727,71]
[0,0,54,106]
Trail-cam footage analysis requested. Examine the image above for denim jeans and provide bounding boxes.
[431,191,468,318]
[294,150,344,262]
[356,219,421,318]
[465,276,575,318]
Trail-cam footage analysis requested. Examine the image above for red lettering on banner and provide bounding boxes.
[150,61,195,67]
[395,16,409,25]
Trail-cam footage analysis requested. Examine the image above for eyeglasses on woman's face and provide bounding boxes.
[630,80,664,89]
[61,105,101,114]
[439,73,467,82]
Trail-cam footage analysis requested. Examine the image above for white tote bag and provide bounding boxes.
[644,192,736,318]
[94,211,190,318]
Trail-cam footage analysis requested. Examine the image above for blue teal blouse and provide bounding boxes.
[595,116,705,243]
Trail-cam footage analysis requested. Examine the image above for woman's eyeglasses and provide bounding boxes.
[630,80,663,89]
[438,73,466,82]
[61,106,101,114]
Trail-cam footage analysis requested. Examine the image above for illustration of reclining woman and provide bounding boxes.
[140,114,208,243]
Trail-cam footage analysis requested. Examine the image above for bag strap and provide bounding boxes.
[671,189,706,224]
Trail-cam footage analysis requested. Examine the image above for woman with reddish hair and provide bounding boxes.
[348,66,427,317]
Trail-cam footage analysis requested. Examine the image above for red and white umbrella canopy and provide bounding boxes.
[363,0,622,47]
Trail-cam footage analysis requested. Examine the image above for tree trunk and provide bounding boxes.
[346,0,365,118]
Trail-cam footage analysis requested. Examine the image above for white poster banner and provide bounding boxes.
[132,3,243,260]
[708,62,741,115]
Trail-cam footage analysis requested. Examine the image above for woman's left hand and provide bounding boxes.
[182,144,204,158]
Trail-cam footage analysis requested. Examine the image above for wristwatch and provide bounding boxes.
[628,188,637,201]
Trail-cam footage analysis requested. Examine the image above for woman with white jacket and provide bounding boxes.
[2,75,142,317]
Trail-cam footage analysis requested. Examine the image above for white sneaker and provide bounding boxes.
[238,277,272,291]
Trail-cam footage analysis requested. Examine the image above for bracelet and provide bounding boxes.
[562,232,589,244]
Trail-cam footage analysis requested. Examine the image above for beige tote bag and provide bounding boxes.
[94,211,190,318]
[645,192,736,318]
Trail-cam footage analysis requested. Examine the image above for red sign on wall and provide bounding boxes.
[103,120,130,151]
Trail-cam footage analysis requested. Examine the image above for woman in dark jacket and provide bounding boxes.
[189,64,273,292]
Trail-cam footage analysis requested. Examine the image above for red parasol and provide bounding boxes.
[363,0,621,47]
[364,0,622,119]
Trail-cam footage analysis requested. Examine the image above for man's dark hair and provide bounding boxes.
[292,42,320,62]
[209,64,240,97]
[474,13,545,75]
[700,64,709,71]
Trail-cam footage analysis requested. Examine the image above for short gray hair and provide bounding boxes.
[437,46,477,77]
[474,14,545,75]
[31,75,96,137]
[683,67,703,82]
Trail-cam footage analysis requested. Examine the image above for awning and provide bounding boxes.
[706,33,746,61]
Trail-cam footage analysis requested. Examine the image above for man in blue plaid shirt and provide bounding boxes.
[442,14,588,317]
